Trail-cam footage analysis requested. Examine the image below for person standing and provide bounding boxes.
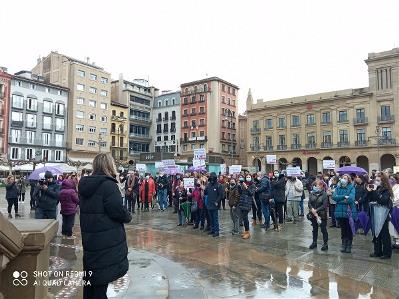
[228,178,240,235]
[157,172,169,211]
[17,176,27,202]
[308,180,329,251]
[6,176,21,218]
[252,176,263,226]
[218,175,227,210]
[139,174,155,212]
[237,174,256,239]
[59,179,79,238]
[205,172,223,237]
[29,180,37,210]
[34,171,60,220]
[327,176,339,228]
[354,175,368,212]
[271,173,286,229]
[175,181,188,226]
[333,174,357,254]
[124,172,137,213]
[192,183,204,229]
[285,176,304,224]
[78,153,132,299]
[256,172,272,230]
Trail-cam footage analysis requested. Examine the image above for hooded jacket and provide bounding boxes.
[34,181,60,211]
[271,176,286,203]
[204,173,223,210]
[78,173,132,286]
[6,182,19,199]
[333,182,357,220]
[59,179,79,215]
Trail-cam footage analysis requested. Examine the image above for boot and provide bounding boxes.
[345,239,352,253]
[340,239,347,253]
[321,243,328,251]
[309,242,317,249]
[242,231,250,239]
[8,213,12,219]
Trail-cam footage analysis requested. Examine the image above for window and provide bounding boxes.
[43,116,52,130]
[27,97,37,111]
[26,114,37,128]
[42,149,50,161]
[380,105,391,120]
[100,142,107,148]
[252,120,259,128]
[164,136,169,141]
[356,108,365,120]
[89,126,96,133]
[101,116,107,122]
[381,127,392,138]
[77,84,85,91]
[228,87,231,94]
[76,111,84,119]
[89,87,97,94]
[100,77,108,84]
[76,124,84,132]
[88,140,96,147]
[200,119,205,126]
[265,119,273,129]
[191,144,195,150]
[89,114,96,121]
[292,115,300,127]
[200,95,205,102]
[183,121,188,128]
[55,134,63,147]
[199,107,205,114]
[191,120,196,128]
[100,103,107,109]
[157,136,161,141]
[321,112,331,124]
[222,84,225,92]
[89,100,96,107]
[55,118,65,131]
[76,138,84,145]
[357,129,366,141]
[55,103,65,115]
[191,131,196,138]
[307,132,316,144]
[77,70,85,77]
[26,131,35,144]
[221,96,225,103]
[191,96,196,103]
[90,73,97,81]
[11,129,21,143]
[12,94,24,108]
[172,98,175,105]
[306,114,315,125]
[191,108,195,114]
[278,117,286,128]
[171,135,176,140]
[266,136,272,148]
[100,128,107,135]
[278,135,286,145]
[338,110,348,122]
[339,129,349,142]
[77,97,85,105]
[55,150,63,162]
[42,133,51,146]
[376,67,392,90]
[26,148,34,160]
[10,148,20,160]
[322,131,332,143]
[165,100,169,106]
[183,145,187,151]
[292,133,300,145]
[11,111,23,122]
[100,90,108,97]
[43,101,53,113]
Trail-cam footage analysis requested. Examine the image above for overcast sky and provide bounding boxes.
[1,0,399,113]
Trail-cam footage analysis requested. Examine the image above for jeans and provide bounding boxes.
[261,201,270,228]
[62,214,75,236]
[329,204,337,226]
[241,209,250,231]
[338,218,353,241]
[195,208,205,228]
[311,218,328,244]
[7,198,18,214]
[287,200,300,222]
[158,189,168,210]
[208,209,219,234]
[299,198,304,215]
[83,283,108,299]
[230,207,240,233]
[252,197,262,221]
[19,192,25,202]
[178,209,185,225]
[35,208,56,220]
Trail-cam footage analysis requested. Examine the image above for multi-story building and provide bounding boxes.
[111,76,158,162]
[246,48,399,174]
[32,52,112,162]
[152,91,181,154]
[180,77,239,166]
[110,101,129,161]
[0,67,11,156]
[8,71,69,163]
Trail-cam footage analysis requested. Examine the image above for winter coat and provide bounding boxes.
[204,181,223,210]
[368,187,392,209]
[34,182,60,211]
[308,190,328,220]
[355,184,368,211]
[59,179,79,215]
[228,185,240,207]
[78,173,132,286]
[157,175,169,190]
[333,183,357,220]
[17,179,27,193]
[6,182,19,199]
[175,187,187,210]
[285,179,304,200]
[271,178,286,203]
[257,176,272,203]
[139,178,156,203]
[192,187,204,209]
[237,183,255,211]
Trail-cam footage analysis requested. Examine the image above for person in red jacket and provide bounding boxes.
[59,179,79,237]
[192,183,205,229]
[140,174,156,212]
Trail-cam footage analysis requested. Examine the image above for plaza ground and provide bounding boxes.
[1,188,399,298]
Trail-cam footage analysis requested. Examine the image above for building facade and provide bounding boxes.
[8,71,69,163]
[32,52,112,162]
[110,101,129,161]
[0,67,11,156]
[246,48,399,174]
[152,91,181,154]
[111,76,158,162]
[180,77,239,166]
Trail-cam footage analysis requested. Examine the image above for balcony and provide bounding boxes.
[305,143,317,149]
[250,144,261,151]
[337,118,349,124]
[198,123,206,127]
[170,128,176,133]
[378,115,395,124]
[156,117,162,122]
[337,141,350,148]
[130,115,151,123]
[291,123,301,128]
[306,122,316,127]
[182,113,189,117]
[190,112,197,116]
[353,117,368,125]
[42,125,53,131]
[180,136,208,143]
[250,128,261,134]
[111,142,128,148]
[11,121,23,128]
[264,127,273,130]
[321,120,331,125]
[277,145,287,150]
[321,142,332,148]
[170,116,176,120]
[291,144,301,150]
[111,115,128,122]
[182,125,189,129]
[198,111,206,115]
[163,117,169,121]
[163,129,169,133]
[355,140,368,146]
[156,130,162,134]
[263,145,273,151]
[379,138,396,146]
[129,133,150,140]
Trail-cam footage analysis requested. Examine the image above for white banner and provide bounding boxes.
[286,166,301,177]
[155,161,164,169]
[135,164,147,173]
[229,165,242,174]
[266,154,277,164]
[183,178,195,189]
[194,148,206,160]
[220,164,226,174]
[162,159,175,167]
[193,159,205,167]
[322,160,336,170]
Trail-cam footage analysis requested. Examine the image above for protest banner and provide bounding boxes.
[229,165,242,174]
[322,160,336,170]
[183,177,194,189]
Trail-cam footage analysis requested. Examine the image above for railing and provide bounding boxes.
[112,115,128,121]
[355,140,368,146]
[277,145,287,150]
[198,123,206,127]
[42,125,52,131]
[321,142,332,148]
[321,120,331,125]
[379,138,396,145]
[163,117,169,121]
[306,122,316,127]
[263,145,273,151]
[353,117,368,125]
[198,111,206,115]
[264,127,273,130]
[291,144,301,149]
[111,143,128,148]
[190,112,197,116]
[378,115,395,124]
[250,128,261,134]
[182,113,189,117]
[163,129,169,133]
[170,128,176,133]
[337,118,349,123]
[130,115,151,122]
[305,143,316,149]
[250,144,260,151]
[180,136,208,143]
[170,116,176,120]
[129,133,150,138]
[156,130,162,134]
[337,141,350,148]
[156,118,162,122]
[291,123,301,128]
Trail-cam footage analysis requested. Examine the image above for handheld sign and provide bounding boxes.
[286,166,301,177]
[229,165,242,174]
[266,155,277,164]
[322,160,336,170]
[183,178,194,189]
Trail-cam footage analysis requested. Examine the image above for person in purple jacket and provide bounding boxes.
[59,179,79,237]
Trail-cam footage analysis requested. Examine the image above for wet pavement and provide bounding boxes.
[1,188,399,298]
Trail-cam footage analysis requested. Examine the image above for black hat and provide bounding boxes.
[44,171,53,179]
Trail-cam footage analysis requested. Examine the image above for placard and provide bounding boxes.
[194,148,206,160]
[229,165,242,174]
[322,160,336,170]
[266,155,277,164]
[162,159,175,167]
[155,161,164,169]
[286,166,301,177]
[183,178,195,189]
[193,159,205,168]
[135,164,147,172]
[220,164,226,174]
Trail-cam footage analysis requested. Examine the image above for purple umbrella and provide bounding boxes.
[357,211,371,235]
[337,166,367,176]
[391,207,399,234]
[28,166,63,180]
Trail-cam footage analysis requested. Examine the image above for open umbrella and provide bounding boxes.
[28,166,63,180]
[336,166,367,176]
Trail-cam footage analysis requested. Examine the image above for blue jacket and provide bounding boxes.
[333,183,358,220]
[204,182,223,210]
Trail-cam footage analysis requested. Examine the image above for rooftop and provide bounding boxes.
[13,71,69,91]
[181,77,239,89]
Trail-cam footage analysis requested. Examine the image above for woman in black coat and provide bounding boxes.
[271,174,286,227]
[5,175,21,218]
[78,153,132,299]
